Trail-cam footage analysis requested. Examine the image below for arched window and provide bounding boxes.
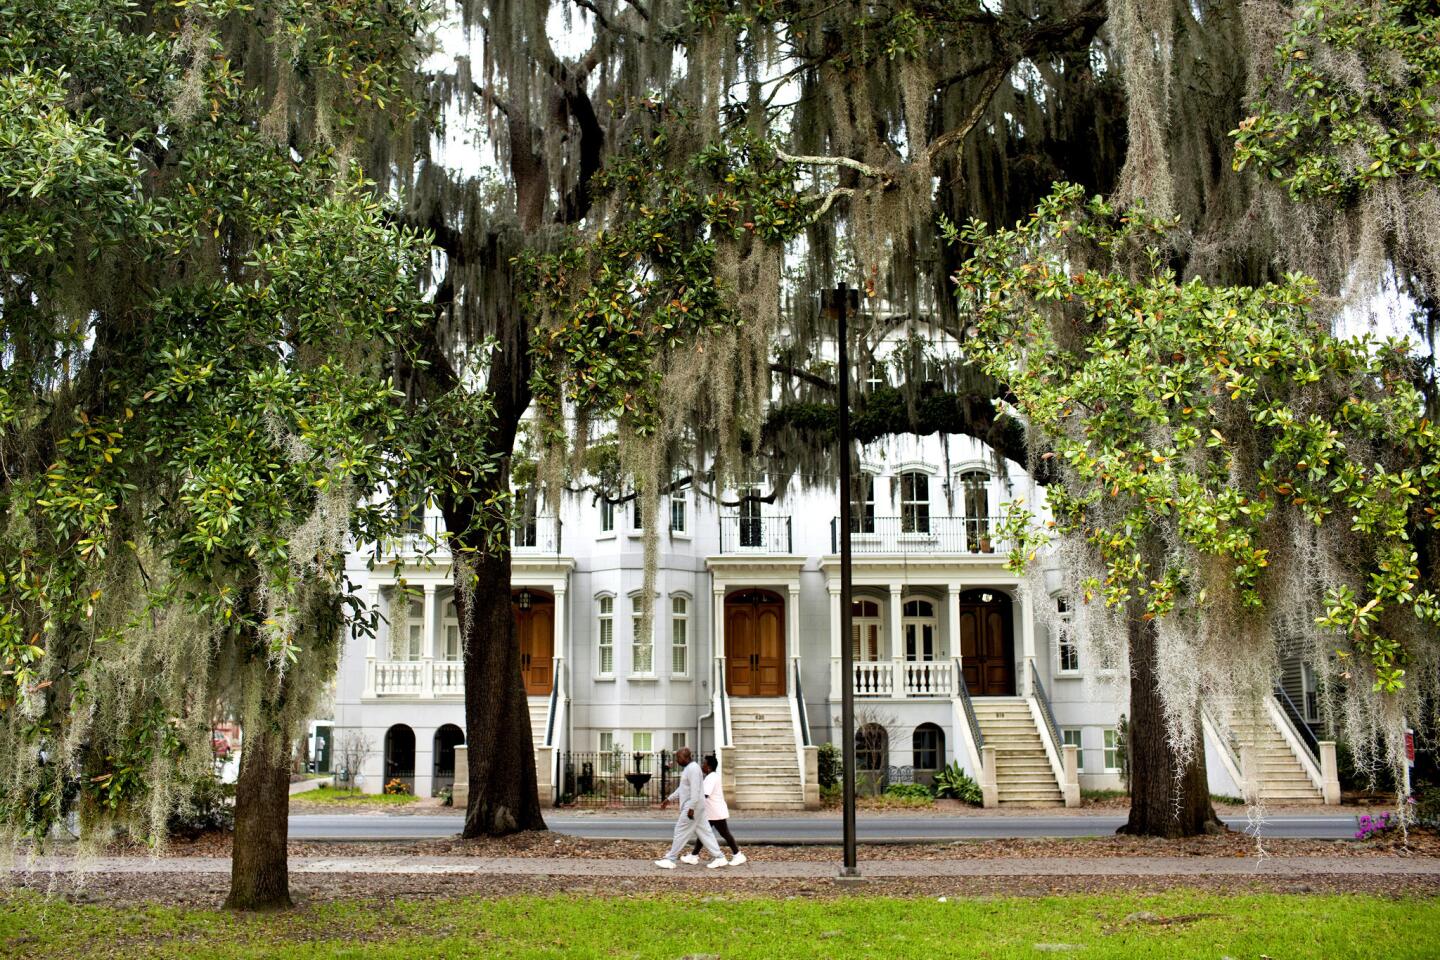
[670,595,689,676]
[913,723,945,771]
[856,723,889,771]
[903,598,938,662]
[442,599,461,661]
[596,595,615,677]
[900,471,930,533]
[960,470,991,552]
[852,598,882,661]
[850,474,876,534]
[392,597,423,661]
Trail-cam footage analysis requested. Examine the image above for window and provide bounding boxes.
[442,600,461,661]
[852,599,881,661]
[670,496,687,534]
[863,361,886,393]
[632,496,644,530]
[913,724,944,770]
[856,723,888,771]
[632,731,653,754]
[849,474,876,534]
[599,731,620,774]
[672,732,687,754]
[671,597,689,676]
[739,488,763,547]
[631,596,654,675]
[392,598,423,660]
[1055,595,1079,674]
[596,596,615,676]
[960,470,992,552]
[1301,662,1320,723]
[903,599,937,661]
[1103,728,1121,772]
[1062,728,1083,771]
[513,488,538,547]
[900,471,930,534]
[599,499,615,534]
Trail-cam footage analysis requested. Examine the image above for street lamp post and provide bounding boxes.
[823,283,861,878]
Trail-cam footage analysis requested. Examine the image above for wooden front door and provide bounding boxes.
[725,590,786,697]
[514,595,554,696]
[959,591,1014,696]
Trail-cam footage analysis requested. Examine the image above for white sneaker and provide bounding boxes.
[680,854,700,865]
[706,856,729,869]
[729,852,747,866]
[654,859,677,870]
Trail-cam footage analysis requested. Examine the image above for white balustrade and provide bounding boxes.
[853,661,895,697]
[373,660,425,696]
[433,660,465,696]
[902,660,953,697]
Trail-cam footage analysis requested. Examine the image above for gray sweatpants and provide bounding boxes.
[665,805,722,860]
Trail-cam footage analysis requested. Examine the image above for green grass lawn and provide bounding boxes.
[287,785,419,806]
[3,891,1435,959]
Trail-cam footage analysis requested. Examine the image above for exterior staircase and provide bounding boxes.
[1219,703,1324,804]
[529,698,549,748]
[727,698,806,809]
[971,696,1064,806]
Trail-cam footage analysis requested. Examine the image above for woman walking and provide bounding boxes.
[684,754,746,866]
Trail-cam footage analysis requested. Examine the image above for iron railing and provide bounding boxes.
[955,658,985,751]
[1029,661,1062,758]
[829,515,1009,554]
[718,514,793,553]
[546,660,561,747]
[794,660,811,746]
[374,514,563,558]
[1273,684,1321,765]
[559,750,676,807]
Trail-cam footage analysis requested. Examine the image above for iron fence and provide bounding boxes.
[718,514,792,553]
[559,750,679,807]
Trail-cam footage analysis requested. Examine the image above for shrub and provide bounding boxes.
[166,772,235,840]
[384,777,412,796]
[1411,781,1439,828]
[882,782,934,801]
[932,761,983,805]
[817,742,841,789]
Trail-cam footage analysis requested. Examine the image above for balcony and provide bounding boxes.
[374,514,563,560]
[369,658,465,697]
[844,659,957,699]
[829,515,1010,555]
[718,514,793,554]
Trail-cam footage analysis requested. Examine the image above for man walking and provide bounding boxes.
[654,747,728,869]
[684,754,746,866]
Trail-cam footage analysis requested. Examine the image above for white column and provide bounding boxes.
[1020,587,1036,696]
[363,586,381,698]
[554,585,568,663]
[787,583,801,695]
[889,584,904,697]
[421,583,437,699]
[947,584,961,666]
[712,583,726,675]
[828,585,842,697]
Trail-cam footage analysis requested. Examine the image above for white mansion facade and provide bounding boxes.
[329,426,1339,809]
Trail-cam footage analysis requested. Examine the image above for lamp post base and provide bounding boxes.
[836,867,867,884]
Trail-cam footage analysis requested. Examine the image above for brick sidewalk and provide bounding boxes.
[12,855,1440,878]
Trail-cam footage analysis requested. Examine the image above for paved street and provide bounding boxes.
[288,812,1364,842]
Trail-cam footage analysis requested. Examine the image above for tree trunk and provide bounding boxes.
[454,542,546,836]
[225,722,293,910]
[1119,609,1223,837]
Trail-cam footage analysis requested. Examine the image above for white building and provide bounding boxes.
[332,415,1336,808]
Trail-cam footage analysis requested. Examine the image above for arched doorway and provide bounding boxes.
[724,589,786,697]
[432,724,465,796]
[959,589,1015,696]
[856,722,889,796]
[383,724,416,793]
[512,588,554,696]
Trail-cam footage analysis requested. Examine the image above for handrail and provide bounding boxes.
[955,659,984,751]
[545,659,562,746]
[715,657,732,748]
[1273,684,1321,765]
[1029,661,1061,756]
[793,660,811,746]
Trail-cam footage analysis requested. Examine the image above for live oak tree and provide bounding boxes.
[956,184,1439,834]
[0,0,455,909]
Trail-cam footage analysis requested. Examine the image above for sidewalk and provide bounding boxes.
[13,854,1440,878]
